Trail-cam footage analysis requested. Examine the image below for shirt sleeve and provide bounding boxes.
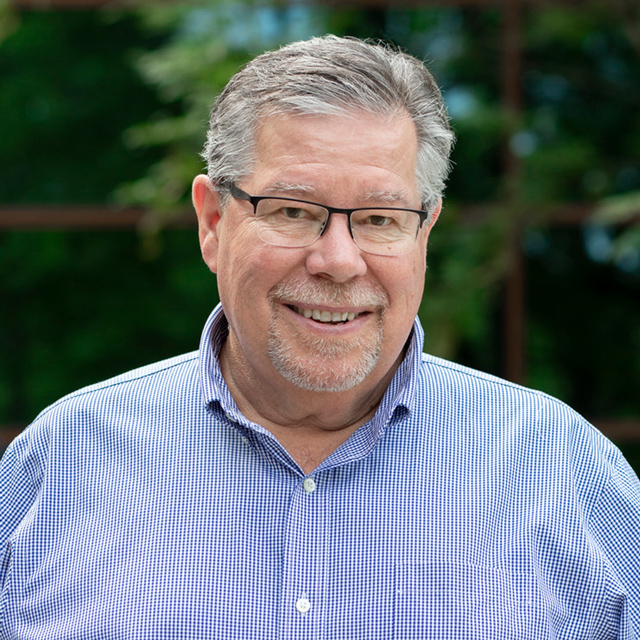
[588,444,640,638]
[0,421,49,585]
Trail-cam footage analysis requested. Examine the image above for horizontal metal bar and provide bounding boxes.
[0,206,194,229]
[2,203,638,230]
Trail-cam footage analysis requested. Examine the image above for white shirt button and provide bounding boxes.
[302,478,316,494]
[296,597,311,614]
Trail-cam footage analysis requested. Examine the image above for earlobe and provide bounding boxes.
[192,175,222,273]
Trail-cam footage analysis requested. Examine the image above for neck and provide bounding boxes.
[218,337,400,473]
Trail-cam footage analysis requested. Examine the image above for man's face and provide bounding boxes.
[194,112,439,395]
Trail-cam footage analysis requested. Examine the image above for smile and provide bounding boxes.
[291,306,361,324]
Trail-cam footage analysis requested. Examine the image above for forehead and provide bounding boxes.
[247,112,420,205]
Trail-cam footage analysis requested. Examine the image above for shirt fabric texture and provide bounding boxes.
[1,304,639,639]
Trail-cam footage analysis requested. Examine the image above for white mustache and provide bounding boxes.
[269,276,388,309]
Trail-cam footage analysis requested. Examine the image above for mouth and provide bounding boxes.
[290,305,364,325]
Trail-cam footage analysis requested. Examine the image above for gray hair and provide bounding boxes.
[203,35,455,217]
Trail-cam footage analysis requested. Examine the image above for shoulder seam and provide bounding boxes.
[420,352,569,406]
[34,352,199,421]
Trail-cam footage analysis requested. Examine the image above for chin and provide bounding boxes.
[269,346,381,393]
[268,309,384,393]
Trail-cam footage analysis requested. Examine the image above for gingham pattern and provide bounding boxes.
[1,304,639,639]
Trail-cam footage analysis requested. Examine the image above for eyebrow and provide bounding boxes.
[362,189,410,205]
[261,182,411,207]
[261,182,316,197]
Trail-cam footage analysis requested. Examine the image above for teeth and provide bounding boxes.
[294,307,360,323]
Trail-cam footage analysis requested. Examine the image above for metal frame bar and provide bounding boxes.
[0,207,194,229]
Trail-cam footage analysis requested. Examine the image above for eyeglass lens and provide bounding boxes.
[253,198,420,256]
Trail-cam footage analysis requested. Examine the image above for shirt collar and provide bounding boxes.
[198,302,424,426]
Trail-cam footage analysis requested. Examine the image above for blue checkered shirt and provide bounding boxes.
[1,304,639,639]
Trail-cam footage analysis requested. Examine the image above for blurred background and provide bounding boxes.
[1,0,639,467]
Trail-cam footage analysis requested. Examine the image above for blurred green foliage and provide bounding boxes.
[0,229,216,424]
[0,10,214,427]
[0,10,170,203]
[0,3,639,455]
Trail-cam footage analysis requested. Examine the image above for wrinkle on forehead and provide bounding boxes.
[260,181,411,206]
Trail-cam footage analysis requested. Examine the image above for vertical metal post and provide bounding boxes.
[501,0,526,385]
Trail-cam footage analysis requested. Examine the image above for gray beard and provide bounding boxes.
[268,318,383,392]
[267,276,387,393]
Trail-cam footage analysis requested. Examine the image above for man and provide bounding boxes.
[1,36,639,639]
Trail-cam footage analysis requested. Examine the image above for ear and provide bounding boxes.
[418,198,441,245]
[418,199,442,269]
[425,198,442,234]
[192,175,223,274]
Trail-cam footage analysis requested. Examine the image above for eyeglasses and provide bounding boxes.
[227,184,429,257]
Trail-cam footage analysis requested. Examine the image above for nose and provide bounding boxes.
[305,213,367,282]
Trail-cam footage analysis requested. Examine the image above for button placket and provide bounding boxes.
[279,474,326,639]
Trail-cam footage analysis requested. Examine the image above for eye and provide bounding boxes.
[359,212,404,229]
[280,207,308,220]
[274,204,325,224]
[366,214,394,227]
[353,209,414,241]
[255,199,326,226]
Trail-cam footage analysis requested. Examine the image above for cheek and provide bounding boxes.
[400,278,425,319]
[216,238,282,314]
[388,263,426,328]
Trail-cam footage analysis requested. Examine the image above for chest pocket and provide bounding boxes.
[395,562,538,640]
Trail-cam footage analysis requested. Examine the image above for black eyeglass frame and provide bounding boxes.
[226,183,430,243]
